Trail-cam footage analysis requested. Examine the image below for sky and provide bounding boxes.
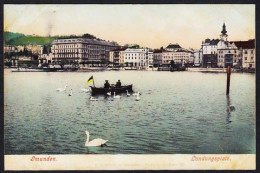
[4,4,255,49]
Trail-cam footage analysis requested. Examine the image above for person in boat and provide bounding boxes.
[115,80,121,88]
[104,80,110,88]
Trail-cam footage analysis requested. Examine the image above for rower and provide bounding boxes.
[116,80,121,88]
[104,80,110,88]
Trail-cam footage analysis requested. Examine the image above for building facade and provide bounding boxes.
[201,23,229,68]
[153,49,163,67]
[217,42,241,68]
[238,40,255,69]
[194,49,203,67]
[162,50,194,66]
[4,45,18,53]
[124,48,153,68]
[51,38,119,65]
[217,39,255,69]
[109,47,127,66]
[26,44,43,55]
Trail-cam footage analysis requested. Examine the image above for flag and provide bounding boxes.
[86,76,93,84]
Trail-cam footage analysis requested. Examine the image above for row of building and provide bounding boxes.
[194,23,255,69]
[4,44,43,55]
[4,23,255,69]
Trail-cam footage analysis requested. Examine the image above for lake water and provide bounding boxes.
[4,69,255,154]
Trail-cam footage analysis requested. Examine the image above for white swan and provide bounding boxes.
[133,91,141,96]
[81,88,90,92]
[90,96,98,101]
[126,90,130,97]
[135,95,141,101]
[107,91,111,96]
[113,92,121,99]
[85,131,108,147]
[68,89,73,96]
[56,85,67,92]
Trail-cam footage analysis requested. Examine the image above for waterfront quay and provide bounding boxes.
[4,24,255,74]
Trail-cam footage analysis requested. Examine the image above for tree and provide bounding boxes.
[124,44,140,48]
[82,33,97,39]
[170,60,175,68]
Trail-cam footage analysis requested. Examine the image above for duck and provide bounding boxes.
[126,90,131,97]
[85,131,108,147]
[90,96,98,101]
[113,92,121,99]
[107,91,111,96]
[56,85,67,92]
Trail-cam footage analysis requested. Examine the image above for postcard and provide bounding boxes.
[3,4,256,170]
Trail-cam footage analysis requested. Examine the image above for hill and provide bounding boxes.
[4,32,100,46]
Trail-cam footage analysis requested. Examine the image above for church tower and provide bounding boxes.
[220,23,228,41]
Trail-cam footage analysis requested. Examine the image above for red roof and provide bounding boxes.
[153,49,164,53]
[110,47,127,51]
[231,39,255,49]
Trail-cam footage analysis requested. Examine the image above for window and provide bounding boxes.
[251,57,253,60]
[245,57,247,60]
[251,50,254,54]
[245,50,248,54]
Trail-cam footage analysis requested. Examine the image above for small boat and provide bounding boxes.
[90,85,133,95]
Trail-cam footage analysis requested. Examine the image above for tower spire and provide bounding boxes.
[221,23,227,35]
[220,23,228,41]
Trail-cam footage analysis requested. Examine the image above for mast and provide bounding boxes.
[93,75,95,87]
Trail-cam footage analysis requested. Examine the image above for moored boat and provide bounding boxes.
[90,85,133,95]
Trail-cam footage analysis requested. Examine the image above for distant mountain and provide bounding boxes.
[4,31,101,46]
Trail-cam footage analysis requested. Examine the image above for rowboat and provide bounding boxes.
[90,85,133,95]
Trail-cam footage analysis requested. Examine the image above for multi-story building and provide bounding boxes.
[109,47,127,67]
[194,49,203,67]
[17,45,25,52]
[4,45,18,53]
[124,48,153,68]
[217,42,241,68]
[236,39,255,69]
[38,53,53,64]
[217,39,255,69]
[153,49,163,67]
[51,38,119,65]
[162,49,194,66]
[26,44,43,55]
[202,39,219,55]
[4,44,42,55]
[201,23,229,68]
[148,51,154,68]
